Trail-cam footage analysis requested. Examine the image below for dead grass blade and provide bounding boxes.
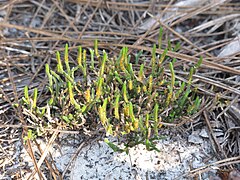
[5,62,44,179]
[98,43,240,75]
[27,130,59,179]
[203,111,228,160]
[189,14,240,33]
[170,0,228,26]
[188,156,240,178]
[34,140,62,180]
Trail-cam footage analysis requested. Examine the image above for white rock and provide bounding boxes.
[218,35,240,58]
[188,132,203,144]
[199,129,209,138]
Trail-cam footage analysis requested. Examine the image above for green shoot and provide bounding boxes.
[119,48,126,71]
[114,93,120,120]
[158,48,168,65]
[24,86,29,104]
[83,49,87,79]
[194,56,202,72]
[158,27,163,49]
[129,102,135,123]
[96,77,104,99]
[45,64,53,91]
[64,44,71,74]
[175,82,185,99]
[122,81,128,103]
[153,103,159,136]
[166,62,175,105]
[56,51,63,74]
[151,44,156,74]
[135,50,143,64]
[104,138,124,152]
[114,71,123,84]
[99,50,107,76]
[67,81,80,110]
[173,42,181,52]
[128,79,133,90]
[94,39,100,59]
[99,98,108,126]
[77,46,82,67]
[89,49,95,70]
[167,40,172,51]
[138,64,144,83]
[148,75,153,93]
[32,88,38,109]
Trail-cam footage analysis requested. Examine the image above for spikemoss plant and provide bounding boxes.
[21,37,202,152]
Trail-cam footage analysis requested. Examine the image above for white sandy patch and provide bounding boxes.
[19,130,216,179]
[52,133,216,180]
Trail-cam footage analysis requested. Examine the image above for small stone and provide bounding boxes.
[199,129,209,138]
[188,133,203,144]
[192,159,205,169]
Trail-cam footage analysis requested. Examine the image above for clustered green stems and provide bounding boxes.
[22,35,202,151]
